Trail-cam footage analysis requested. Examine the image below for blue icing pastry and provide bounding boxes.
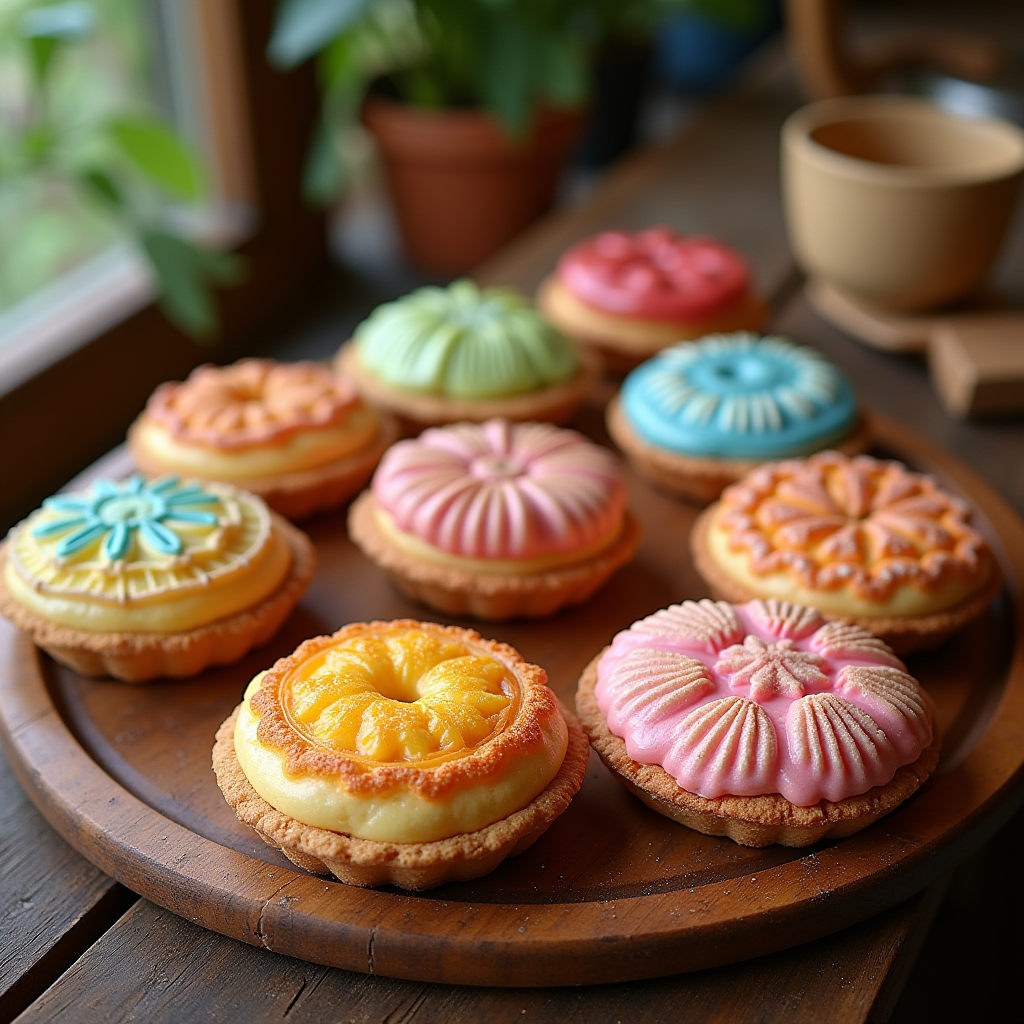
[620,333,857,460]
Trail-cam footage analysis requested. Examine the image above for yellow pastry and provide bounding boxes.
[129,358,398,520]
[214,619,589,889]
[0,474,314,680]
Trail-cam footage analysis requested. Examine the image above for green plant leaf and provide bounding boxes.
[140,230,244,339]
[302,116,346,204]
[478,16,535,136]
[268,0,372,68]
[79,169,123,208]
[108,118,204,201]
[538,34,588,107]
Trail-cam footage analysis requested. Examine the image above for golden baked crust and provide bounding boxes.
[214,699,589,890]
[606,395,872,506]
[0,514,315,682]
[537,275,769,372]
[575,651,940,847]
[690,506,1003,656]
[348,490,641,621]
[129,413,399,521]
[335,341,599,430]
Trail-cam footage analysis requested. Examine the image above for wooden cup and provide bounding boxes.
[781,95,1024,313]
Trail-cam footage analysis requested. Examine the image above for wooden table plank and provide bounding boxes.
[13,885,944,1024]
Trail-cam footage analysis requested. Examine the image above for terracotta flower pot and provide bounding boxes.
[363,98,586,273]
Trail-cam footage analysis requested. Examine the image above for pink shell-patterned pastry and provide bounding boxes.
[372,419,627,560]
[349,419,641,621]
[576,598,940,846]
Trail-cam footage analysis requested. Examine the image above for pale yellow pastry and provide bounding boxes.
[0,474,314,681]
[691,452,1001,654]
[129,358,398,520]
[214,619,589,889]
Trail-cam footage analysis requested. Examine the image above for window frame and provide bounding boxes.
[0,0,330,530]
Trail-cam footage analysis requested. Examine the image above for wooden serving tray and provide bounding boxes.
[1,411,1022,988]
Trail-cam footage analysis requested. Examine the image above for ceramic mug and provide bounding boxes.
[782,95,1024,313]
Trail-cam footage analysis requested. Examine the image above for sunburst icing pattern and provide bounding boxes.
[372,418,627,560]
[146,359,362,450]
[620,333,858,459]
[278,628,513,763]
[594,598,933,805]
[716,451,994,602]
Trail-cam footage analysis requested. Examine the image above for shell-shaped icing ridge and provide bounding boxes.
[835,665,932,757]
[371,418,627,560]
[714,636,827,702]
[354,279,579,399]
[745,598,824,640]
[785,693,897,804]
[605,648,715,732]
[620,332,858,460]
[662,696,778,798]
[809,621,904,668]
[630,599,742,653]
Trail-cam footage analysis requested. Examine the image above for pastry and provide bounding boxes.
[335,279,597,429]
[607,332,870,504]
[537,227,767,369]
[691,452,1001,654]
[575,597,939,847]
[214,619,589,889]
[0,474,315,681]
[129,358,399,520]
[348,418,640,620]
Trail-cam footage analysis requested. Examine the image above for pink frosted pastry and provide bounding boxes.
[575,597,939,847]
[348,419,641,620]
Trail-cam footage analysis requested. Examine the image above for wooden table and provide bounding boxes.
[2,25,1023,1024]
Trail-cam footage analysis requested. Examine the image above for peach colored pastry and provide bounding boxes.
[348,419,640,620]
[0,474,314,681]
[537,227,768,370]
[214,619,589,889]
[607,332,870,504]
[335,279,597,430]
[575,598,939,847]
[691,452,1001,655]
[129,358,399,520]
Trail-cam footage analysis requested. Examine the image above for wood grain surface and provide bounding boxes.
[1,402,1021,988]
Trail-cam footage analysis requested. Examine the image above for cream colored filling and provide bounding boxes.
[134,407,379,479]
[374,505,623,576]
[707,516,989,618]
[5,527,291,633]
[234,674,568,844]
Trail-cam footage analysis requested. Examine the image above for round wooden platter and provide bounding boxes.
[1,410,1023,988]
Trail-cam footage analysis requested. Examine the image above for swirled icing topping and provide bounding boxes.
[145,359,363,450]
[235,621,569,843]
[353,280,580,398]
[556,227,751,321]
[712,452,995,610]
[621,333,858,458]
[372,419,627,561]
[5,475,291,632]
[595,598,933,805]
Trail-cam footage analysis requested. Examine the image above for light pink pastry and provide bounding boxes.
[575,598,939,846]
[348,419,641,620]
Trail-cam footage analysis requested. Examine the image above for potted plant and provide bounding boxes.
[269,0,676,273]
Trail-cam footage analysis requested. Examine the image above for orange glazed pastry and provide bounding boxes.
[691,452,1001,654]
[537,227,768,370]
[129,358,399,520]
[0,474,314,681]
[214,620,589,889]
[576,598,939,847]
[348,419,641,620]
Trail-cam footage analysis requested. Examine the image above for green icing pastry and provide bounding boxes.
[353,280,580,399]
